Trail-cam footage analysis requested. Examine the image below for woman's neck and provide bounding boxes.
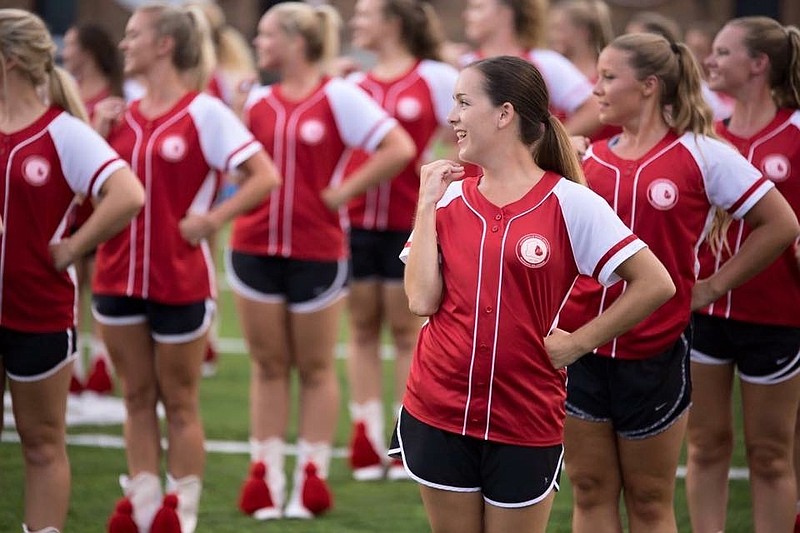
[373,43,416,81]
[76,66,111,101]
[479,32,525,58]
[140,65,190,118]
[0,78,47,133]
[616,107,671,160]
[727,84,778,138]
[280,62,325,101]
[479,144,545,206]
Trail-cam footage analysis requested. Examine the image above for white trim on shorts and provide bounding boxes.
[7,328,78,383]
[483,447,563,509]
[690,347,732,366]
[92,305,148,326]
[290,258,349,314]
[393,407,481,494]
[740,348,800,385]
[223,248,286,305]
[151,299,215,345]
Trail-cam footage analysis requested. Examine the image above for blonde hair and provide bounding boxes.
[553,0,614,55]
[728,16,800,109]
[0,9,87,121]
[499,0,549,50]
[268,2,341,73]
[137,3,216,91]
[609,33,714,137]
[186,1,255,75]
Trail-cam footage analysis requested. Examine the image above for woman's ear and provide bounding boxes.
[498,102,514,128]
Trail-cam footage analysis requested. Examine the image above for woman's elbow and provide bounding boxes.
[406,292,439,317]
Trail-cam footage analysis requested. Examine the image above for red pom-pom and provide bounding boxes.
[301,463,332,515]
[349,422,382,469]
[238,462,274,515]
[150,494,181,533]
[107,497,139,533]
[85,358,113,394]
[69,373,84,394]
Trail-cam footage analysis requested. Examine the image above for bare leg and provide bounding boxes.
[419,486,484,533]
[484,491,555,533]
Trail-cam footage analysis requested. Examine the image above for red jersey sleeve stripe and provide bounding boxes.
[592,234,639,279]
[357,117,393,151]
[224,139,262,171]
[88,157,124,197]
[727,176,770,215]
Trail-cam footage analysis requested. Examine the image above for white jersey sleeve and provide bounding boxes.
[49,112,127,199]
[679,133,773,219]
[528,49,593,114]
[325,77,398,152]
[418,60,459,126]
[189,93,263,172]
[554,178,646,286]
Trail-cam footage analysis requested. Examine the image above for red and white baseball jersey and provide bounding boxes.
[231,77,398,260]
[93,91,262,304]
[459,49,593,120]
[0,107,126,331]
[559,131,773,359]
[697,108,800,327]
[345,59,458,231]
[399,172,645,446]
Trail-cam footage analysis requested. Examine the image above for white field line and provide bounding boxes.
[0,431,748,480]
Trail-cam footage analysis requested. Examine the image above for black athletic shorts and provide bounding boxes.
[349,228,409,281]
[0,326,77,381]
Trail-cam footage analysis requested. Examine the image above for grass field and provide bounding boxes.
[0,279,755,532]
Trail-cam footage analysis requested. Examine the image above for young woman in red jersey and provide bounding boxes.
[230,1,415,522]
[393,55,675,533]
[343,0,458,482]
[686,17,800,533]
[0,10,143,532]
[557,32,798,532]
[61,22,126,395]
[91,4,278,532]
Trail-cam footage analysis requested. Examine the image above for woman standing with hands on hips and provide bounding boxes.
[557,32,798,533]
[0,9,144,533]
[686,16,800,533]
[230,1,415,522]
[91,4,278,533]
[390,55,675,533]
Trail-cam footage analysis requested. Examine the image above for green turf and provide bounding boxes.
[1,255,755,531]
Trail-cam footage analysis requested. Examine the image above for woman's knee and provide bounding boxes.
[687,427,734,465]
[20,426,66,468]
[747,439,792,480]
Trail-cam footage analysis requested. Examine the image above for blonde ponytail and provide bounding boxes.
[48,66,88,122]
[670,41,715,136]
[269,2,342,73]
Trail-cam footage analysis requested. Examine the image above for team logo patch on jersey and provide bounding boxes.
[517,234,550,268]
[761,154,790,182]
[22,156,51,186]
[300,119,325,145]
[647,179,679,210]
[160,135,187,162]
[397,97,422,121]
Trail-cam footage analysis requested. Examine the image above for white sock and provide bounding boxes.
[350,399,387,459]
[249,437,286,508]
[22,525,59,533]
[120,471,162,533]
[166,474,202,533]
[286,440,331,516]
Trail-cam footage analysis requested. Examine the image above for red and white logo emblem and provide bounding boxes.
[397,97,422,121]
[22,156,51,186]
[647,178,679,210]
[160,135,187,162]
[517,234,550,268]
[300,119,325,145]
[761,154,790,182]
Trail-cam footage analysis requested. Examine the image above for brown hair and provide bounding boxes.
[498,0,549,49]
[382,0,444,61]
[553,0,614,55]
[727,16,800,109]
[268,2,341,72]
[470,55,585,183]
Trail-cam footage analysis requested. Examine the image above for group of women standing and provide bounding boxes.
[1,1,799,533]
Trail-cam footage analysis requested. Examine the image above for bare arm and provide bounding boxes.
[404,160,464,316]
[179,150,280,245]
[546,247,676,368]
[321,125,416,210]
[692,188,800,310]
[50,168,145,271]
